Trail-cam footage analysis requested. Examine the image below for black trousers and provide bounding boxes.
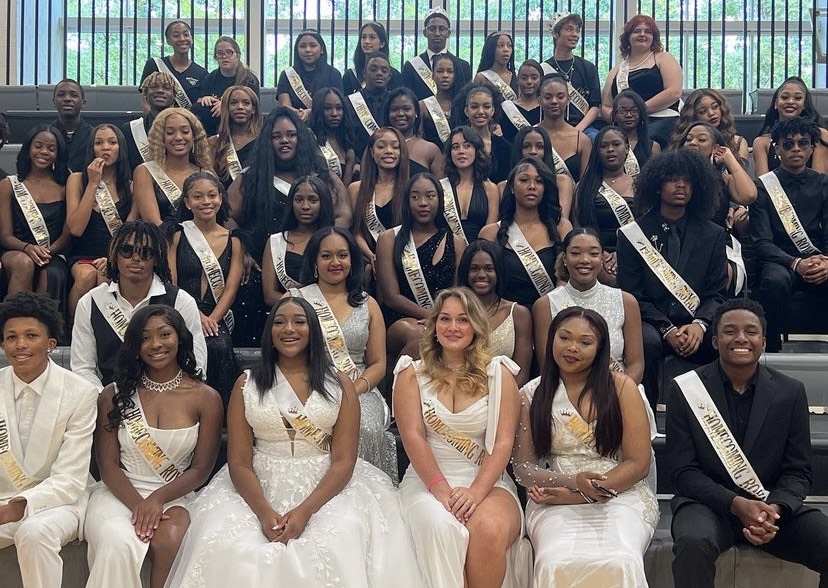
[671,501,828,588]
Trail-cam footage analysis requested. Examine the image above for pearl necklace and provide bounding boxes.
[141,369,183,393]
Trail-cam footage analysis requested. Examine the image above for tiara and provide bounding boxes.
[424,7,450,21]
[549,11,573,31]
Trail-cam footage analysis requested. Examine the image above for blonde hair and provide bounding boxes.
[139,71,176,94]
[213,86,262,182]
[419,287,492,398]
[147,107,213,169]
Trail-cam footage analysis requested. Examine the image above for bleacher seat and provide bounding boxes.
[91,86,143,111]
[683,89,745,115]
[0,86,38,111]
[5,110,142,143]
[35,85,57,111]
[0,144,20,174]
[259,87,279,114]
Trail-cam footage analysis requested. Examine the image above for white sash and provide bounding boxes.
[95,182,123,236]
[549,144,572,177]
[153,57,192,108]
[365,195,386,243]
[423,96,451,143]
[598,182,634,227]
[180,221,235,332]
[297,284,360,378]
[123,393,185,483]
[269,232,301,291]
[616,59,681,117]
[319,141,342,178]
[349,67,366,92]
[143,161,182,207]
[758,171,820,256]
[727,236,746,296]
[439,178,468,244]
[0,403,37,491]
[273,369,332,452]
[422,397,487,466]
[506,223,554,296]
[394,226,435,308]
[675,371,770,500]
[501,100,531,131]
[408,55,437,95]
[91,288,129,341]
[348,92,380,138]
[624,148,640,177]
[9,175,50,248]
[272,175,291,196]
[285,66,313,109]
[541,62,555,76]
[619,222,700,316]
[129,118,151,164]
[480,70,517,101]
[225,138,243,181]
[547,286,577,314]
[566,80,589,116]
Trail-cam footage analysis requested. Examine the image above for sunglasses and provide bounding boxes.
[117,243,155,260]
[779,139,813,150]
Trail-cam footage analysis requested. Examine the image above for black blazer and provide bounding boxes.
[617,210,728,333]
[666,361,813,518]
[401,51,472,101]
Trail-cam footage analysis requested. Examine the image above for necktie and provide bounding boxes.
[666,225,681,268]
[17,386,37,449]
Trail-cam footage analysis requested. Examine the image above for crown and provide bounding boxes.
[549,11,573,31]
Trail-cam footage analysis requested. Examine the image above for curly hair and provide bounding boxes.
[213,86,262,183]
[139,71,176,95]
[497,157,561,247]
[176,171,231,225]
[633,149,722,219]
[393,173,449,272]
[671,89,741,153]
[308,87,355,152]
[105,220,170,282]
[300,226,366,307]
[383,87,422,136]
[443,126,492,186]
[676,121,727,163]
[108,305,203,430]
[759,76,826,136]
[476,32,515,74]
[712,297,767,336]
[771,117,821,146]
[17,125,70,184]
[419,287,492,399]
[619,15,663,58]
[146,107,212,169]
[277,175,335,233]
[575,126,630,230]
[510,126,556,170]
[554,227,603,282]
[0,292,63,340]
[457,239,505,299]
[352,22,390,80]
[82,124,132,202]
[612,90,653,160]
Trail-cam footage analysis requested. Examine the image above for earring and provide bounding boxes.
[314,266,318,279]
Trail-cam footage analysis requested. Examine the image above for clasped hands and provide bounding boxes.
[795,255,828,285]
[528,472,617,505]
[730,496,781,546]
[259,506,312,544]
[431,482,484,523]
[665,323,704,358]
[131,495,169,542]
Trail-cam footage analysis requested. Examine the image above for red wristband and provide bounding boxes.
[426,475,446,492]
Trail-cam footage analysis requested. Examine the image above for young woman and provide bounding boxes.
[457,240,533,386]
[420,53,463,148]
[308,86,356,184]
[474,32,518,102]
[441,126,499,242]
[480,158,561,308]
[169,173,243,405]
[277,30,343,122]
[384,87,444,176]
[611,90,660,177]
[500,59,543,144]
[262,175,335,305]
[671,89,749,164]
[85,305,223,588]
[537,75,592,183]
[342,22,402,96]
[0,125,72,302]
[166,298,423,586]
[139,20,207,108]
[514,307,656,586]
[210,85,262,189]
[394,288,531,588]
[454,85,512,183]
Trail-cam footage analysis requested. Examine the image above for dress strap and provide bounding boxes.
[485,356,520,454]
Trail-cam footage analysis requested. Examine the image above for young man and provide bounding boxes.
[71,221,207,390]
[348,52,392,158]
[667,298,828,587]
[401,7,472,101]
[750,117,828,352]
[0,292,98,587]
[51,79,93,172]
[120,72,176,170]
[542,12,602,139]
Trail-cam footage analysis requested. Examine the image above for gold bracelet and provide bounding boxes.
[357,376,371,391]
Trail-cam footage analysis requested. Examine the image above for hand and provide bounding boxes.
[528,485,583,505]
[297,109,310,123]
[258,508,284,542]
[209,99,223,117]
[131,495,169,542]
[602,251,618,275]
[801,256,828,284]
[664,329,686,356]
[87,157,106,186]
[242,252,260,285]
[712,145,736,167]
[576,471,614,503]
[430,481,454,514]
[92,257,108,274]
[0,501,26,525]
[198,96,219,108]
[200,313,220,337]
[730,496,780,530]
[25,244,51,267]
[274,506,312,544]
[674,323,704,357]
[449,486,485,522]
[726,206,749,231]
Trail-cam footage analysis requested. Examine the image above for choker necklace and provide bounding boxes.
[141,369,183,393]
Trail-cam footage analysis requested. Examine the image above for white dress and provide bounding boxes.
[165,368,423,587]
[519,378,659,587]
[395,356,533,588]
[85,391,199,588]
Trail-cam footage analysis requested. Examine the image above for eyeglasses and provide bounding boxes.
[117,243,155,260]
[779,139,813,150]
[615,108,639,116]
[214,49,236,58]
[425,25,450,34]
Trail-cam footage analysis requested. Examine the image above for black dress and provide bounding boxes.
[593,192,635,252]
[343,66,402,96]
[218,140,256,190]
[489,134,513,184]
[140,57,208,105]
[194,70,261,135]
[68,195,131,266]
[452,182,488,242]
[500,103,541,145]
[276,64,343,110]
[499,241,558,307]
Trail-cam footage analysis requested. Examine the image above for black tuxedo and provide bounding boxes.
[400,51,472,101]
[667,361,828,588]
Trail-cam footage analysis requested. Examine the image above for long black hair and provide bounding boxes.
[452,83,503,132]
[530,306,622,459]
[308,86,355,152]
[510,126,557,171]
[759,76,825,136]
[575,126,630,230]
[497,157,561,247]
[443,126,491,186]
[634,149,721,219]
[17,125,69,184]
[277,174,335,233]
[393,173,449,272]
[301,226,366,307]
[457,239,505,299]
[612,90,653,160]
[82,124,131,200]
[292,29,329,71]
[352,22,390,79]
[476,31,515,74]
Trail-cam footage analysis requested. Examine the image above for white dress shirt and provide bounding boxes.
[12,362,50,449]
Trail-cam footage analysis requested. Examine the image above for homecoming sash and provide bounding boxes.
[480,70,517,101]
[0,404,37,491]
[180,221,235,332]
[502,100,531,130]
[272,175,291,196]
[758,171,820,255]
[143,161,182,207]
[285,66,313,108]
[439,178,468,243]
[558,403,596,452]
[129,118,151,164]
[348,92,380,138]
[566,81,589,116]
[549,145,571,177]
[95,182,123,236]
[365,195,386,242]
[225,138,243,181]
[408,55,437,95]
[506,223,554,296]
[616,59,681,117]
[320,141,342,178]
[619,222,700,316]
[153,57,192,108]
[624,148,640,177]
[9,175,50,248]
[422,397,486,466]
[274,370,332,452]
[727,235,746,296]
[394,226,434,308]
[299,284,360,378]
[675,371,770,500]
[91,289,129,341]
[123,394,184,483]
[423,96,451,143]
[269,232,301,290]
[598,182,634,227]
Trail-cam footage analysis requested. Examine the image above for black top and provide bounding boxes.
[140,57,209,104]
[376,198,394,231]
[544,55,601,127]
[452,182,488,241]
[564,151,580,183]
[0,167,8,181]
[592,190,635,251]
[632,140,652,172]
[401,51,472,101]
[218,140,256,190]
[276,63,343,110]
[176,230,233,315]
[409,159,430,176]
[70,196,131,261]
[489,134,513,184]
[394,228,456,307]
[499,242,558,307]
[348,88,389,159]
[720,364,758,447]
[12,199,65,246]
[194,70,261,135]
[52,118,93,173]
[500,103,541,145]
[120,115,154,171]
[611,64,680,114]
[342,66,403,96]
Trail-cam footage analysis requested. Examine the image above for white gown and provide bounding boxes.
[165,369,423,587]
[85,392,199,588]
[395,356,533,588]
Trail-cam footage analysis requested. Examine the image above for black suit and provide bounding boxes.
[667,361,828,588]
[52,117,93,173]
[400,51,472,101]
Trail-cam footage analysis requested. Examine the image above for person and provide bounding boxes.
[384,86,444,176]
[611,90,660,178]
[671,89,749,164]
[122,72,176,171]
[475,31,519,102]
[601,14,683,147]
[84,305,223,588]
[290,226,397,480]
[342,21,402,96]
[536,74,592,182]
[542,13,603,140]
[454,85,512,183]
[166,297,423,586]
[616,149,727,406]
[276,29,343,122]
[132,108,213,227]
[513,306,657,586]
[347,52,393,159]
[194,36,260,136]
[667,297,828,588]
[0,126,72,304]
[169,173,243,404]
[71,220,207,390]
[210,85,261,190]
[480,158,562,308]
[393,287,532,588]
[308,86,357,183]
[262,175,335,305]
[51,79,93,173]
[401,7,472,101]
[66,124,135,321]
[0,292,97,588]
[499,59,543,144]
[139,20,208,109]
[440,126,499,242]
[753,76,828,175]
[750,118,828,352]
[457,240,533,386]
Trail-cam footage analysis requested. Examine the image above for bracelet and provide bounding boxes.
[357,376,371,391]
[426,475,446,492]
[575,489,595,504]
[22,243,29,252]
[791,258,802,273]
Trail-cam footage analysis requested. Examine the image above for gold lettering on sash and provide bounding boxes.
[365,195,385,243]
[153,58,193,109]
[130,118,151,164]
[319,141,342,178]
[95,182,123,236]
[92,289,129,341]
[181,221,234,332]
[348,92,380,138]
[123,403,183,483]
[269,233,301,291]
[409,56,437,95]
[144,161,182,207]
[758,172,820,256]
[423,96,451,143]
[502,100,531,131]
[507,223,554,296]
[439,178,468,243]
[395,226,435,309]
[285,67,313,109]
[287,411,332,452]
[9,175,50,248]
[300,285,360,378]
[422,399,485,466]
[566,81,589,116]
[598,182,633,227]
[226,138,243,181]
[0,418,37,491]
[624,149,640,177]
[480,70,517,102]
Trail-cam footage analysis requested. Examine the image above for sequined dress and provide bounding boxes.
[490,301,516,359]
